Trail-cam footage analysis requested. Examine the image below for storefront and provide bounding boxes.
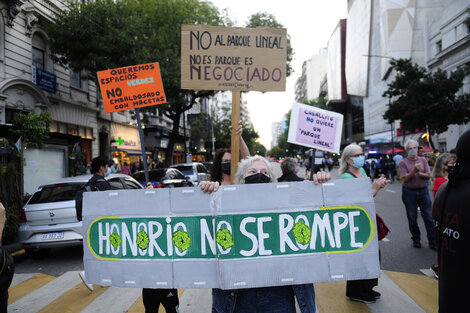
[110,123,151,167]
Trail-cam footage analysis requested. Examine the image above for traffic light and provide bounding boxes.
[285,149,288,152]
[256,150,259,153]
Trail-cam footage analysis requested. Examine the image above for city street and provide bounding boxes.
[9,164,439,312]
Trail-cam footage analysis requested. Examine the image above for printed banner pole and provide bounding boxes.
[230,90,241,184]
[135,108,149,184]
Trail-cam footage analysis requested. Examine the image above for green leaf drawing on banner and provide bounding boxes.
[293,221,311,244]
[216,228,234,249]
[110,232,122,249]
[172,230,191,251]
[137,230,150,250]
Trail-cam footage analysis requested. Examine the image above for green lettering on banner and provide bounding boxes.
[87,206,375,261]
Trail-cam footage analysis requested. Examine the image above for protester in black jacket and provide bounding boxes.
[433,130,470,313]
[278,157,304,182]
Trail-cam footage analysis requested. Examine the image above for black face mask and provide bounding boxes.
[244,173,271,184]
[221,162,231,175]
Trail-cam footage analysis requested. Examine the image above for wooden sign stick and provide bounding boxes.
[230,90,241,184]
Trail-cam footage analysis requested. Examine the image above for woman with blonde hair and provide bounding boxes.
[340,144,389,303]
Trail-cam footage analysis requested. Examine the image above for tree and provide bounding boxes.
[245,12,294,77]
[46,0,226,165]
[11,112,52,148]
[253,141,266,156]
[383,58,470,146]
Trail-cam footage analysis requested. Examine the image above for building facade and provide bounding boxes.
[0,0,187,195]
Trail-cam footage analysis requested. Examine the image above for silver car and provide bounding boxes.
[169,162,208,186]
[18,174,143,258]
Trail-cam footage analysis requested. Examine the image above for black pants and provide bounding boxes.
[142,288,179,313]
[0,289,7,313]
[346,249,381,298]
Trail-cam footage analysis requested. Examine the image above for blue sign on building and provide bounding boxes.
[32,67,56,93]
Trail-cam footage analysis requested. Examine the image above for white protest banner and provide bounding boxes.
[180,25,287,92]
[83,179,379,289]
[287,102,344,154]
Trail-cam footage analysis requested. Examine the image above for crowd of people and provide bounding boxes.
[2,122,467,313]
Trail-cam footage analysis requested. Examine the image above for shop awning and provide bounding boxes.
[113,148,152,156]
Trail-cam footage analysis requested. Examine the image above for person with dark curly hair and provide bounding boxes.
[210,121,250,185]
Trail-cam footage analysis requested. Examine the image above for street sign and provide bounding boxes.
[83,179,380,289]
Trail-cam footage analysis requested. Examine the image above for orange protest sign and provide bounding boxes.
[97,62,166,113]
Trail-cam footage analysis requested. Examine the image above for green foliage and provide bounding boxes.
[253,141,266,156]
[47,0,226,165]
[269,146,286,159]
[210,103,259,154]
[11,111,52,148]
[383,58,470,135]
[189,114,210,142]
[245,12,294,77]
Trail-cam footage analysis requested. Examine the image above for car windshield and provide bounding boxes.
[173,166,193,176]
[133,171,165,182]
[28,183,84,204]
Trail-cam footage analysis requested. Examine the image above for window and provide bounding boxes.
[107,178,124,190]
[28,183,84,204]
[436,40,442,54]
[32,33,46,69]
[70,70,88,90]
[32,47,44,69]
[124,179,142,189]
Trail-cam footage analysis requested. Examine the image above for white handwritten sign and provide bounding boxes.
[180,25,287,91]
[288,102,344,153]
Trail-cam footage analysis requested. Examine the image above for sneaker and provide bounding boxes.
[370,290,381,298]
[413,240,422,248]
[429,241,437,250]
[431,265,439,279]
[349,295,376,304]
[79,271,94,291]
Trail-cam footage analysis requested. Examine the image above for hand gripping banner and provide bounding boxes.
[83,179,380,289]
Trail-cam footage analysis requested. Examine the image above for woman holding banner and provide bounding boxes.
[210,121,250,184]
[339,144,389,304]
[200,156,330,313]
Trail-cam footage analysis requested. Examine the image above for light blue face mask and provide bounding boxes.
[352,155,365,168]
[104,167,112,177]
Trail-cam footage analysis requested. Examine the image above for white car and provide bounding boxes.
[169,162,208,186]
[18,174,143,258]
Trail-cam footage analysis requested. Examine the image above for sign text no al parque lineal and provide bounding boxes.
[181,25,287,92]
[87,206,375,260]
[97,62,166,113]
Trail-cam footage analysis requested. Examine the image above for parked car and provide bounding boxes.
[132,168,194,188]
[169,162,208,186]
[18,174,143,258]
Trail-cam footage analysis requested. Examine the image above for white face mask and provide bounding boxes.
[104,167,111,177]
[408,148,418,157]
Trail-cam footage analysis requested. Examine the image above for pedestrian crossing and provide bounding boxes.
[9,270,438,312]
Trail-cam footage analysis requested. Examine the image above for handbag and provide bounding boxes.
[376,214,390,241]
[0,248,15,290]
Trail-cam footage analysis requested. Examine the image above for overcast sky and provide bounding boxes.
[206,0,347,148]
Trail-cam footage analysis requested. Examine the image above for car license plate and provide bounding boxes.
[41,232,64,240]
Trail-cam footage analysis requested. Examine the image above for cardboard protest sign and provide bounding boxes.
[288,102,344,153]
[181,25,287,92]
[83,179,380,289]
[97,62,166,113]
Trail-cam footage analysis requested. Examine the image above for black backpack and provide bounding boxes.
[75,179,104,221]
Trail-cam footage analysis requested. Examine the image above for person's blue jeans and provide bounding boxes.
[401,187,435,243]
